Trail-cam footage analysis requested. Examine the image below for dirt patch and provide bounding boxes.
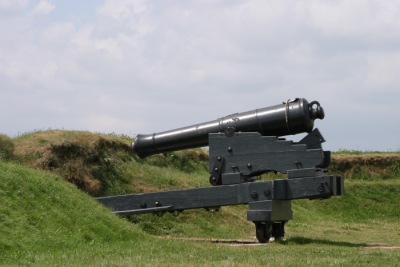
[364,243,400,250]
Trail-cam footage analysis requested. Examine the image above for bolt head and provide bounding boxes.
[318,185,325,193]
[251,191,258,199]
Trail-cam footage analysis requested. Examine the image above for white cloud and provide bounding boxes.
[0,0,28,11]
[96,0,147,21]
[31,0,54,16]
[0,0,399,151]
[365,52,400,89]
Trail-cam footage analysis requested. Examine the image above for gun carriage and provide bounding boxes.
[97,98,343,243]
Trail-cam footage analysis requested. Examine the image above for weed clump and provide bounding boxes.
[0,134,14,161]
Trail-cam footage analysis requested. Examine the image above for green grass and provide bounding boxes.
[1,130,400,266]
[1,161,400,266]
[0,161,146,264]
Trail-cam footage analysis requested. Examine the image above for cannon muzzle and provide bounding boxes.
[133,98,324,158]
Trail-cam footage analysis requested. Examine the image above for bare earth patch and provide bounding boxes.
[364,243,400,250]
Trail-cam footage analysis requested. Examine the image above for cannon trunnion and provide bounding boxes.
[97,98,343,243]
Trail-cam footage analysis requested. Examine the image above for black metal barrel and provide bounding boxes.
[133,98,324,158]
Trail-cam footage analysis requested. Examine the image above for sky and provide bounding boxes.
[1,0,399,151]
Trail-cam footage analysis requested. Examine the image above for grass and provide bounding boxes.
[330,152,400,179]
[10,239,398,267]
[0,168,400,266]
[0,162,145,263]
[1,164,399,266]
[1,130,400,266]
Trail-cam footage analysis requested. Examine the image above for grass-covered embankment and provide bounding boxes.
[0,130,399,266]
[0,161,145,264]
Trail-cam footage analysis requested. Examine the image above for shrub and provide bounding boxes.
[0,134,15,161]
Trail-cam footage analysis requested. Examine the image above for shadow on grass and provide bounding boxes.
[286,236,367,248]
[160,236,368,248]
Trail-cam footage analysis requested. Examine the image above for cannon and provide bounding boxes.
[97,98,343,243]
[133,98,324,158]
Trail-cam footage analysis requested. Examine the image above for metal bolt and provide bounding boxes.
[247,163,252,169]
[217,156,222,161]
[318,184,325,193]
[140,203,147,209]
[228,147,233,152]
[155,201,162,207]
[264,190,271,196]
[214,167,219,171]
[251,191,258,199]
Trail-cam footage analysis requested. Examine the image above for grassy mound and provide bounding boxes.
[1,161,400,266]
[13,130,209,196]
[331,152,400,179]
[0,161,145,264]
[1,130,399,265]
[13,131,133,196]
[11,131,249,242]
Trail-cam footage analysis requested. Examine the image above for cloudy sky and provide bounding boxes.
[1,0,399,151]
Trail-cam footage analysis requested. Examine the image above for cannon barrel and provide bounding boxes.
[133,98,324,158]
